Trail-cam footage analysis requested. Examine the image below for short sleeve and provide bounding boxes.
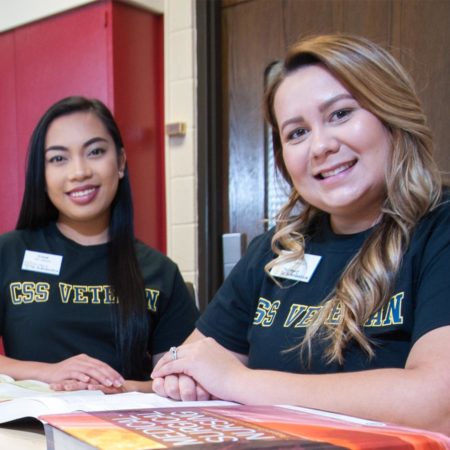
[197,232,272,354]
[411,201,450,343]
[150,268,199,355]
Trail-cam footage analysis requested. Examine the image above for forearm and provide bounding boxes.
[184,330,248,364]
[231,366,449,434]
[0,354,52,382]
[151,329,450,433]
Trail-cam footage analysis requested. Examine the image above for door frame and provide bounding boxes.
[196,0,223,311]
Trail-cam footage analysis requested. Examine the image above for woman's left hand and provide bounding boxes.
[151,337,248,402]
[50,379,123,393]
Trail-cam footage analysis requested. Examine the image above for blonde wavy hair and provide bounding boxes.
[264,34,442,364]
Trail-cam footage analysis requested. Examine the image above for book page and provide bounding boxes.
[0,372,235,425]
[0,373,105,424]
[51,391,236,413]
[0,395,90,424]
[0,374,53,401]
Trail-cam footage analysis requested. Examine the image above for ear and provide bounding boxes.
[118,149,127,178]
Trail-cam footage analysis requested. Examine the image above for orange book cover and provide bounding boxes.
[41,405,450,450]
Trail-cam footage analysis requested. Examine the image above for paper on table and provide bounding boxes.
[0,374,54,401]
[43,391,236,413]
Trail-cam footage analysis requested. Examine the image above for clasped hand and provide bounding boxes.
[151,337,247,402]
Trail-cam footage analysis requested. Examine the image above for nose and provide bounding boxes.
[69,156,93,181]
[310,126,339,159]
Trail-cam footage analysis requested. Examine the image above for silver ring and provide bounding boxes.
[170,346,178,361]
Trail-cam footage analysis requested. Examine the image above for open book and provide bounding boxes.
[0,374,234,424]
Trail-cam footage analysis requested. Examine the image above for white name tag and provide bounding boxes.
[22,250,63,276]
[270,253,321,283]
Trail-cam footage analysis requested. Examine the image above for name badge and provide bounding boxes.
[22,250,63,276]
[270,253,321,283]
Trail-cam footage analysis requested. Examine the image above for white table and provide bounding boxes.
[0,421,46,449]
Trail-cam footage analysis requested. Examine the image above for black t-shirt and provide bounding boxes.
[198,199,450,373]
[0,222,199,375]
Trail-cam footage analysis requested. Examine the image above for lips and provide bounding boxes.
[316,160,356,179]
[66,186,99,204]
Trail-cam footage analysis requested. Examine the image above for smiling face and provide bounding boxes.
[274,64,392,234]
[44,111,125,240]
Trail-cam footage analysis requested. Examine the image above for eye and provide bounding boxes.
[88,147,106,157]
[330,108,352,122]
[286,127,308,142]
[47,154,66,164]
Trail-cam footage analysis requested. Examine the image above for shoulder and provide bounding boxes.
[0,229,33,248]
[248,228,275,252]
[0,229,20,243]
[135,240,173,262]
[242,216,326,260]
[415,192,450,233]
[0,229,41,266]
[243,229,276,264]
[407,191,450,255]
[134,240,179,273]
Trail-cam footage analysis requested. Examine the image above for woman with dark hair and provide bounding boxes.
[152,35,450,433]
[0,96,198,392]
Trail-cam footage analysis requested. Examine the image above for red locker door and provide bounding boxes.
[13,2,113,217]
[0,33,22,233]
[111,2,165,252]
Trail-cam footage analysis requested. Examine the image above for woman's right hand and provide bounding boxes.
[152,373,211,401]
[151,337,249,402]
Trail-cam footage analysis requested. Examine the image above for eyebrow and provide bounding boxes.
[279,93,354,133]
[45,137,109,152]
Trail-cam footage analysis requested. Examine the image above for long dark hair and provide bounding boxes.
[17,96,151,379]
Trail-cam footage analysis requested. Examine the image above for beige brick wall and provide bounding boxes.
[164,0,198,287]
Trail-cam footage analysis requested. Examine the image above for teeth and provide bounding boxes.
[320,162,354,179]
[70,188,96,198]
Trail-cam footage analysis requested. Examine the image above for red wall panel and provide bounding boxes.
[13,2,113,211]
[0,33,21,232]
[111,2,165,252]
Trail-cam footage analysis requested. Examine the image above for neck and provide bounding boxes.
[56,221,109,245]
[330,212,382,235]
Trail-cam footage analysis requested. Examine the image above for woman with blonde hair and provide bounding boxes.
[152,35,450,433]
